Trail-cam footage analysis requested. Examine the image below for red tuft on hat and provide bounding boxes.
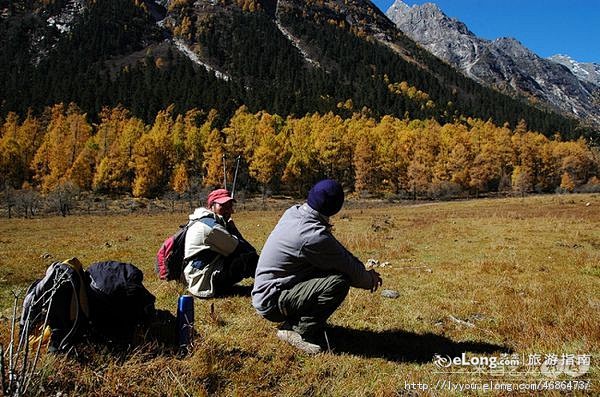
[207,189,235,207]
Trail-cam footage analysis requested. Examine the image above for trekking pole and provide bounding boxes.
[7,291,18,393]
[1,344,6,396]
[231,156,241,199]
[222,154,227,190]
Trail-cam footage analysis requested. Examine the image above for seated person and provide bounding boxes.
[184,189,258,298]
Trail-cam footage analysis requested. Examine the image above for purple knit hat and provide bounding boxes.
[307,179,344,216]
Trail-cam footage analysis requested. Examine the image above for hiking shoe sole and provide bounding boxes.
[276,329,322,355]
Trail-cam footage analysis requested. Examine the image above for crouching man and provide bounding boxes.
[184,189,258,298]
[252,179,382,354]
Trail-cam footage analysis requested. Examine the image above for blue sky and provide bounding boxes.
[372,0,600,63]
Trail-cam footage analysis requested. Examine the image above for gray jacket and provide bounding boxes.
[252,203,373,316]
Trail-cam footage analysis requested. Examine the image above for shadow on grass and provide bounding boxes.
[65,309,181,363]
[327,326,511,363]
[216,284,253,297]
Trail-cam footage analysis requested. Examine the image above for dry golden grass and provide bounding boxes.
[1,194,599,396]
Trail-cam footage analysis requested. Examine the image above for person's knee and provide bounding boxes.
[328,274,350,297]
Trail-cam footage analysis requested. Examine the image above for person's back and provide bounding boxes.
[252,180,382,354]
[253,203,372,315]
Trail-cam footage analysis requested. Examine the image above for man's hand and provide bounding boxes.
[369,269,383,293]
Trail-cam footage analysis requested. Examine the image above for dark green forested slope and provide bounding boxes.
[0,0,593,140]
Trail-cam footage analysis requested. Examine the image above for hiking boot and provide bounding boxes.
[276,329,322,355]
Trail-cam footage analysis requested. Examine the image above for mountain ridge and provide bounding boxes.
[0,0,589,139]
[549,54,600,86]
[385,0,600,129]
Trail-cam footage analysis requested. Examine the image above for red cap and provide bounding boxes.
[207,189,235,207]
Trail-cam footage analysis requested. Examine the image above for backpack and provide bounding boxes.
[155,219,197,281]
[86,261,156,344]
[20,258,90,353]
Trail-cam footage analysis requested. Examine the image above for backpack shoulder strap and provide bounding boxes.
[186,214,220,229]
[61,257,90,319]
[198,215,219,228]
[181,217,202,229]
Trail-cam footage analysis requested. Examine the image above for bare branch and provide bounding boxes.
[1,344,7,395]
[448,315,475,328]
[23,294,54,395]
[7,291,20,393]
[167,366,191,397]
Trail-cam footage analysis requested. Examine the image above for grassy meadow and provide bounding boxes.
[0,194,599,396]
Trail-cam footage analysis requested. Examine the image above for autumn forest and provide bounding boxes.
[1,102,598,208]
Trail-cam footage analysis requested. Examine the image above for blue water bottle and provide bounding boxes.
[177,295,194,353]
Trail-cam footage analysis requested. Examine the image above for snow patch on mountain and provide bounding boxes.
[549,54,600,86]
[173,38,231,81]
[275,19,320,67]
[274,3,320,67]
[46,0,85,33]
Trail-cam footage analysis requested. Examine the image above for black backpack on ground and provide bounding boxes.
[21,259,160,351]
[86,261,156,344]
[20,258,90,353]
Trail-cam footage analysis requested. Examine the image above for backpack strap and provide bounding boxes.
[184,214,234,267]
[62,257,90,319]
[182,215,210,228]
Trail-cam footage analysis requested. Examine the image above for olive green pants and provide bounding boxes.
[266,274,350,339]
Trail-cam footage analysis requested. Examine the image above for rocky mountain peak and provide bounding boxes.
[386,1,600,127]
[493,37,522,47]
[387,0,410,14]
[387,0,473,37]
[412,2,443,19]
[549,54,600,86]
[491,37,536,59]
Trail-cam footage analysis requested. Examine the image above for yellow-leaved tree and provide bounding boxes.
[511,165,533,196]
[0,113,26,188]
[31,103,92,192]
[248,112,283,195]
[353,134,376,195]
[444,123,473,191]
[560,172,575,192]
[132,106,176,197]
[406,119,439,197]
[171,162,190,194]
[311,112,353,185]
[184,108,212,184]
[468,120,513,195]
[281,115,319,195]
[345,114,376,194]
[67,138,98,190]
[93,114,145,193]
[553,139,596,189]
[18,111,45,182]
[223,106,258,161]
[203,128,226,189]
[372,115,404,193]
[512,131,546,192]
